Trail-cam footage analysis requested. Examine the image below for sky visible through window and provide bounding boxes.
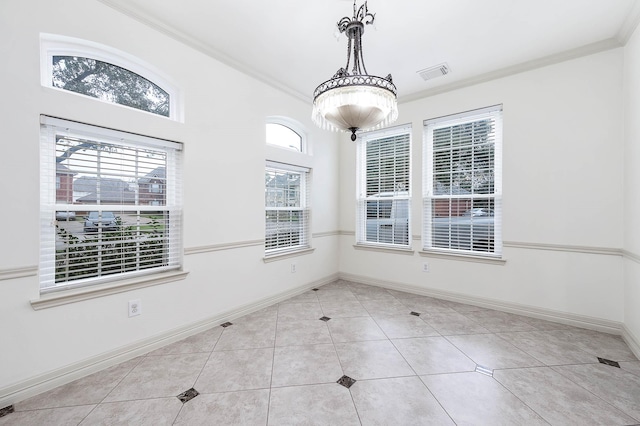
[266,123,302,151]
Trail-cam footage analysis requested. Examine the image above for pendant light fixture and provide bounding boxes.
[312,1,398,141]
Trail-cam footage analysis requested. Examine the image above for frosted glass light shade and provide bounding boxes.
[312,85,398,133]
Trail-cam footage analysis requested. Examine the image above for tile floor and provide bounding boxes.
[2,280,640,425]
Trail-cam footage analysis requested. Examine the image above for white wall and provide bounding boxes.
[1,0,637,405]
[624,23,640,353]
[339,48,626,323]
[0,0,339,399]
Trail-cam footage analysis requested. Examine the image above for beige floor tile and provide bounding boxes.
[518,316,577,331]
[334,340,414,380]
[271,343,343,387]
[214,322,276,351]
[316,292,359,303]
[621,360,640,377]
[319,300,370,318]
[374,315,440,339]
[232,306,278,326]
[494,366,636,425]
[16,357,142,410]
[463,310,537,333]
[275,319,332,347]
[392,337,476,375]
[320,280,351,289]
[446,334,544,369]
[80,398,183,426]
[422,372,548,426]
[496,330,596,365]
[0,405,94,426]
[268,383,360,426]
[385,289,417,299]
[546,329,639,361]
[277,302,323,321]
[553,363,640,420]
[174,390,269,425]
[360,299,412,317]
[278,290,319,304]
[354,292,403,305]
[103,353,209,402]
[8,281,639,426]
[194,347,273,393]
[349,286,398,302]
[327,316,387,343]
[315,287,359,303]
[443,300,486,313]
[351,376,455,425]
[346,282,377,291]
[421,311,491,335]
[397,298,457,314]
[147,327,222,356]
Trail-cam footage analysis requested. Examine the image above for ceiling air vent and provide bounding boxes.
[417,63,451,81]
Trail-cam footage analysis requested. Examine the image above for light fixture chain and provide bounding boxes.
[344,33,353,75]
[355,29,367,75]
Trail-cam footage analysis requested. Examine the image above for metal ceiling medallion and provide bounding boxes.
[312,1,398,141]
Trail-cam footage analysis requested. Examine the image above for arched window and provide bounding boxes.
[266,118,306,153]
[52,56,170,117]
[41,34,182,121]
[264,118,311,258]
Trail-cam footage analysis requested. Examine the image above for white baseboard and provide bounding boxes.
[338,272,624,335]
[622,324,640,360]
[3,270,632,409]
[0,273,338,409]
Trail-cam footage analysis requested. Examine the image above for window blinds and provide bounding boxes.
[357,125,411,247]
[265,161,311,254]
[423,106,502,256]
[40,116,183,291]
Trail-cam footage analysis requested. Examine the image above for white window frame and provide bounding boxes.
[39,115,184,293]
[356,124,412,249]
[266,117,306,153]
[423,105,503,257]
[40,33,183,122]
[265,161,311,257]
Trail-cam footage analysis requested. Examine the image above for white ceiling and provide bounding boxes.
[100,0,640,103]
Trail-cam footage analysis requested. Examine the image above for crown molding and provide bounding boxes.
[97,0,311,104]
[399,38,622,104]
[617,0,640,45]
[100,1,629,107]
[623,249,640,265]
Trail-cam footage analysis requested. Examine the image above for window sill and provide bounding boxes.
[419,250,506,265]
[31,270,189,310]
[263,247,315,263]
[353,244,415,255]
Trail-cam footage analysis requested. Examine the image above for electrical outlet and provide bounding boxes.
[422,263,430,273]
[128,299,141,317]
[291,263,296,273]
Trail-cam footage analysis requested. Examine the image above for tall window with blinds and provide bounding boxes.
[40,116,183,292]
[357,125,411,247]
[265,163,310,255]
[423,105,502,256]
